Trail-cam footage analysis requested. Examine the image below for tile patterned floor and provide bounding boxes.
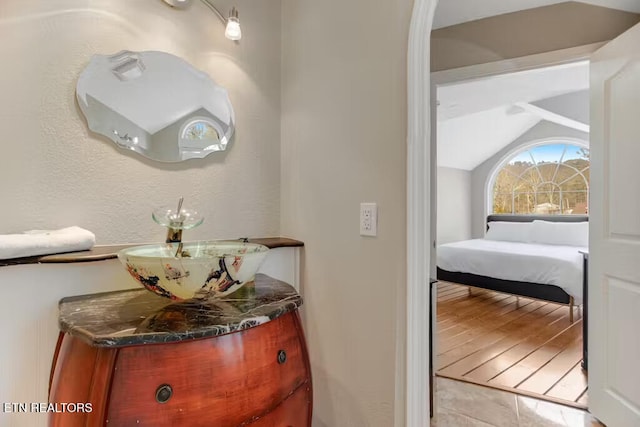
[433,377,604,427]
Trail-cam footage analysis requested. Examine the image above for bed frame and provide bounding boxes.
[436,214,588,323]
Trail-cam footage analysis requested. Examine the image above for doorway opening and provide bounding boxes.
[406,1,640,425]
[433,60,591,408]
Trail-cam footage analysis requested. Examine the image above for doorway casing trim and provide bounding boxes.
[403,0,602,420]
[403,0,437,425]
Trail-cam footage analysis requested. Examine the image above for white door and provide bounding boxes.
[589,22,640,427]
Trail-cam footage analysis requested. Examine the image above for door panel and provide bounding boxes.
[605,278,640,406]
[590,21,640,427]
[607,61,640,239]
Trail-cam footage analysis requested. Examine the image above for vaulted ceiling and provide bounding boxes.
[433,0,640,29]
[437,62,590,170]
[433,1,640,170]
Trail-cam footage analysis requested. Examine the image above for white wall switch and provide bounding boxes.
[360,202,378,236]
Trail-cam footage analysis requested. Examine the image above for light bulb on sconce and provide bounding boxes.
[163,0,242,41]
[224,8,242,41]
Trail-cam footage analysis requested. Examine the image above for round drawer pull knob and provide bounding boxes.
[277,350,287,364]
[155,384,173,403]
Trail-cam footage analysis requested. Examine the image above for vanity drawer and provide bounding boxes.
[105,311,310,426]
[246,382,312,426]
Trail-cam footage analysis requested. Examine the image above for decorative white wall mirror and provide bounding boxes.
[76,50,235,162]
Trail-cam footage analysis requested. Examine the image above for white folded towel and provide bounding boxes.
[0,227,96,260]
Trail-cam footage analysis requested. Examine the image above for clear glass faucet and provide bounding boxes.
[152,197,204,255]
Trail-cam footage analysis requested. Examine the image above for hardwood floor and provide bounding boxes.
[435,282,588,409]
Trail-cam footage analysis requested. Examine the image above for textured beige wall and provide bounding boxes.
[280,0,412,425]
[0,0,281,244]
[432,2,640,71]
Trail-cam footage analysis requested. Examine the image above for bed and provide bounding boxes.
[436,214,588,322]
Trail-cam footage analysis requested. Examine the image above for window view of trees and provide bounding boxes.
[492,144,589,215]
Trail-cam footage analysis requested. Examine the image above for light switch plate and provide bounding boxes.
[360,203,377,236]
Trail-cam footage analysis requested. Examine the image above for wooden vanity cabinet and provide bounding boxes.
[48,278,312,427]
[248,384,313,426]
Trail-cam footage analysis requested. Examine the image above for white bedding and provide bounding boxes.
[437,239,586,304]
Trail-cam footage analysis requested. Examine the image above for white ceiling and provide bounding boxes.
[433,0,640,29]
[532,90,589,124]
[437,106,541,170]
[437,62,590,170]
[437,61,589,120]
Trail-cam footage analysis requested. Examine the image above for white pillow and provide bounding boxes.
[530,220,589,247]
[485,221,532,243]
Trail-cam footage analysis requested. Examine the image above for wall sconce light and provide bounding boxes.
[162,0,242,41]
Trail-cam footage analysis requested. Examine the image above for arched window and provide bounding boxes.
[492,143,589,215]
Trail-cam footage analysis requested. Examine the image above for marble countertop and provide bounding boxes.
[58,274,302,348]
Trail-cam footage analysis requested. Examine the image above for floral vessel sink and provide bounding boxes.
[118,241,269,300]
